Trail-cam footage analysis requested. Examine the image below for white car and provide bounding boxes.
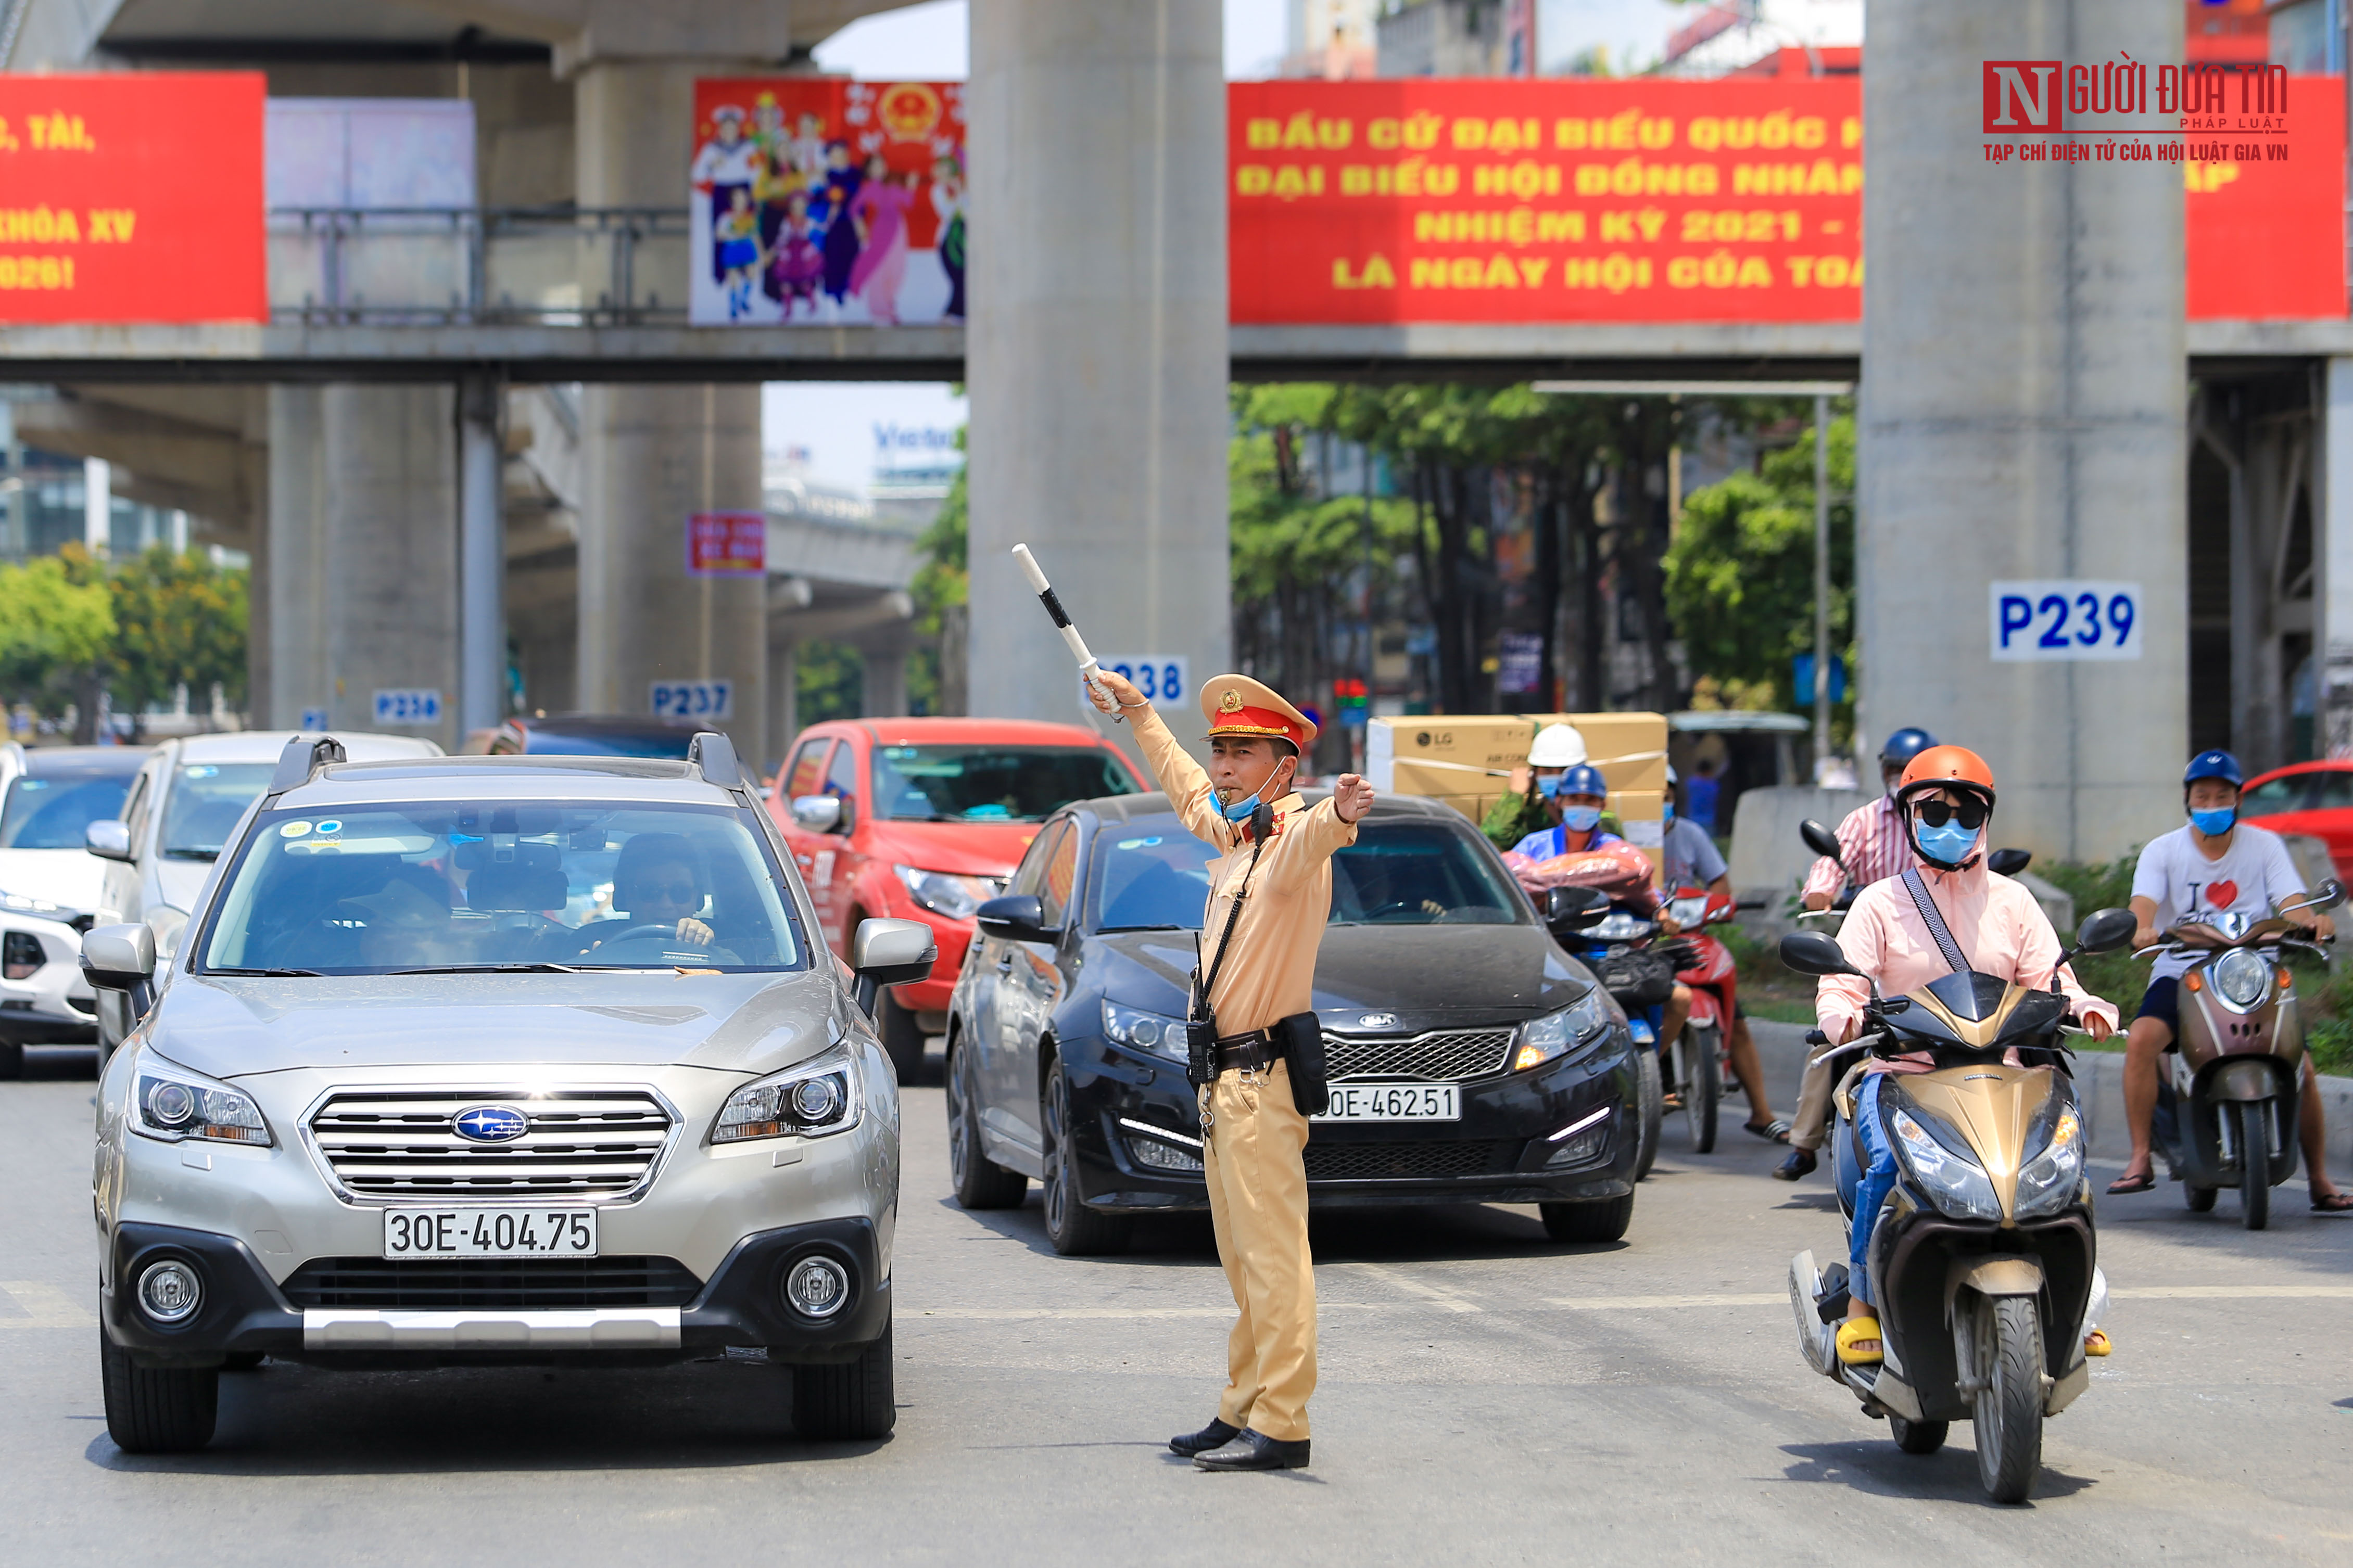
[87,730,443,1059]
[87,733,929,1454]
[0,744,148,1073]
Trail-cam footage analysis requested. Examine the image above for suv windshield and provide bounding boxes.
[870,744,1137,822]
[1090,818,1527,930]
[0,770,135,849]
[161,763,276,859]
[198,800,806,975]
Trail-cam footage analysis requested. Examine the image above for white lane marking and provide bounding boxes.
[1544,1293,1787,1310]
[2112,1285,2353,1300]
[0,1281,95,1327]
[918,1305,1383,1320]
[1336,1260,1483,1313]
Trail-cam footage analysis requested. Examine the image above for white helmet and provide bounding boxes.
[1528,723,1587,768]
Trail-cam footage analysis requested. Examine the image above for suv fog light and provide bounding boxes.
[137,1259,203,1324]
[783,1255,850,1319]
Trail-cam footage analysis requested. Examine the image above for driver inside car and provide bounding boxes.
[555,833,718,958]
[1815,747,2117,1366]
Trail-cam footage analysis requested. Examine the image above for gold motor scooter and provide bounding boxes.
[2146,879,2343,1229]
[1777,906,2137,1505]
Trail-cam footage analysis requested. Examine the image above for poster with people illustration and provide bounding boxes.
[689,78,966,327]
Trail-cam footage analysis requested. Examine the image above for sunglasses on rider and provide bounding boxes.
[1914,798,1988,831]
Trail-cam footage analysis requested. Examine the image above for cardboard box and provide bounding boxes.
[1520,711,1670,794]
[1369,714,1667,869]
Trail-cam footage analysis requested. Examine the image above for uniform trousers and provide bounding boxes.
[1790,1048,1838,1153]
[1200,1056,1317,1442]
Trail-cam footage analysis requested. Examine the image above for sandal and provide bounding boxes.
[1835,1316,1883,1366]
[2311,1190,2353,1213]
[2106,1170,2157,1195]
[2083,1329,2111,1357]
[1745,1117,1792,1144]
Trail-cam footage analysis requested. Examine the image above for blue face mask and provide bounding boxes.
[1914,819,1979,865]
[1663,801,1676,824]
[1561,806,1603,833]
[2191,806,2236,837]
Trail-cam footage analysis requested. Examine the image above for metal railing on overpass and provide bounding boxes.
[271,206,694,327]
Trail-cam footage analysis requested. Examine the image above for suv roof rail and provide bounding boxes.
[270,734,347,794]
[687,730,746,789]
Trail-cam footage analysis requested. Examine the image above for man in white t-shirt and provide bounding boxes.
[2110,750,2349,1209]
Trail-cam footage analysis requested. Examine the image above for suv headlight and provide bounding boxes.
[1513,986,1618,1072]
[133,1055,272,1146]
[0,890,67,917]
[2210,948,2271,1009]
[2013,1103,2086,1220]
[713,1050,862,1144]
[894,865,1001,920]
[1886,1101,2001,1221]
[1102,1000,1188,1060]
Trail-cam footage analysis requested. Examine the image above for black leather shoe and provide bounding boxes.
[1193,1427,1310,1471]
[1773,1148,1817,1181]
[1169,1418,1239,1457]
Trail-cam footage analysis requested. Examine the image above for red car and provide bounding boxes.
[770,717,1145,1078]
[2240,760,2353,877]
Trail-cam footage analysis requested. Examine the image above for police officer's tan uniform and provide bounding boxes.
[1124,675,1356,1447]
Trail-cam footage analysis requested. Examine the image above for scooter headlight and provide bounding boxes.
[1887,1103,2003,1221]
[2014,1104,2086,1220]
[2210,948,2271,1009]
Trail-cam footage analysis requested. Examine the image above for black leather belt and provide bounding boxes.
[1212,1030,1280,1075]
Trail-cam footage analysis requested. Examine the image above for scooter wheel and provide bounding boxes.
[1890,1413,1949,1455]
[2185,1183,2217,1213]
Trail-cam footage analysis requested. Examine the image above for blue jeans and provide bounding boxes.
[1849,1073,1899,1309]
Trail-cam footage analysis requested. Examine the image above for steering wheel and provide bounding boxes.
[1361,900,1428,923]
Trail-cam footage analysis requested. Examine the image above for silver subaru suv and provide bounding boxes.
[85,734,932,1454]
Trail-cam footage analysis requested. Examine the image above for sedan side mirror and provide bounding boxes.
[790,794,843,833]
[975,894,1056,945]
[82,922,156,990]
[1987,847,2032,878]
[1799,818,1843,863]
[2071,906,2139,957]
[85,820,133,862]
[1544,885,1609,933]
[1779,929,1859,977]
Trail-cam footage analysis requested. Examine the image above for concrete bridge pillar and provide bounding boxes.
[965,1,1230,743]
[1858,0,2186,861]
[573,58,765,766]
[266,385,461,749]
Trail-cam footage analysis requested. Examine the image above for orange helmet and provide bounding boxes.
[1896,745,1996,806]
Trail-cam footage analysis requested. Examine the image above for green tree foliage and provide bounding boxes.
[905,441,968,717]
[105,546,250,713]
[796,641,866,727]
[1663,410,1854,720]
[0,550,115,710]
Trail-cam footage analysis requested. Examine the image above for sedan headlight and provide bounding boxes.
[712,1050,862,1144]
[2014,1103,2086,1220]
[1103,999,1187,1060]
[133,1056,271,1146]
[894,865,1002,921]
[1887,1102,2002,1220]
[1512,986,1619,1072]
[2210,947,2271,1010]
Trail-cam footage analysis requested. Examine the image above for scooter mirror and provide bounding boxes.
[2073,906,2138,955]
[2310,877,2346,913]
[1544,885,1610,931]
[1799,819,1843,862]
[1987,847,2032,878]
[1779,929,1858,977]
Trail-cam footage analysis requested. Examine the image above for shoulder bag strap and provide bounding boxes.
[1901,866,1971,975]
[1194,832,1267,1022]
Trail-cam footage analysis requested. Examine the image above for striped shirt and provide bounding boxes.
[1800,794,1915,902]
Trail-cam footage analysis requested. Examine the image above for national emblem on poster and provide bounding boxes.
[689,78,966,327]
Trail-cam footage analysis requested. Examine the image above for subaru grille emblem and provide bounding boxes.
[453,1105,529,1143]
[1358,1012,1398,1030]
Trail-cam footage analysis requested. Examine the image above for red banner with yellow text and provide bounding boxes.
[0,73,265,324]
[1229,79,2342,325]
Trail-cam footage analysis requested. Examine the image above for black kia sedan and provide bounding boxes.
[942,789,1640,1255]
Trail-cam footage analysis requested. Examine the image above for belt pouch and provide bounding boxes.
[1275,1010,1326,1116]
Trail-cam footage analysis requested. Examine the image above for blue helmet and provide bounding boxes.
[1550,763,1609,800]
[2184,749,2244,788]
[1879,727,1938,769]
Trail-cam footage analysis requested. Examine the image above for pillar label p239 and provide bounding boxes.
[1989,581,2141,660]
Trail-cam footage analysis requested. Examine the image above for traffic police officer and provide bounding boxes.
[1089,668,1373,1472]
